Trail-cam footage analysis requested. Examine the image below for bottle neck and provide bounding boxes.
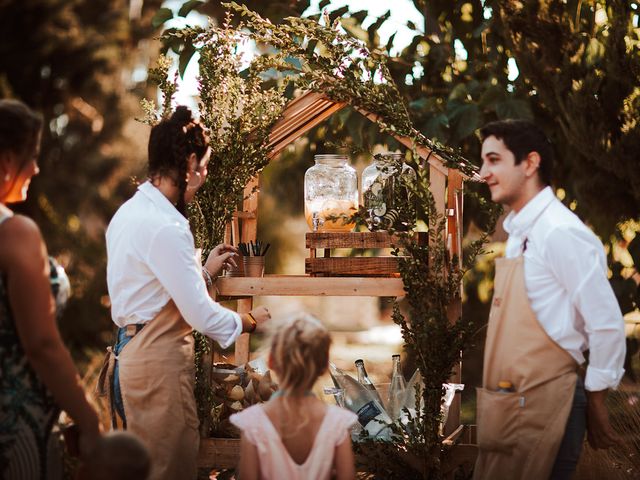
[356,362,370,383]
[391,357,402,376]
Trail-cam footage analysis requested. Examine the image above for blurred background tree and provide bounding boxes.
[0,0,164,360]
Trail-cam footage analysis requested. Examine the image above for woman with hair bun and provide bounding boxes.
[105,106,270,480]
[0,99,101,479]
[231,313,357,480]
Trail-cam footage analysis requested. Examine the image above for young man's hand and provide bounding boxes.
[586,389,620,449]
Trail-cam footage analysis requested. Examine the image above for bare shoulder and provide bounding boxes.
[0,214,46,268]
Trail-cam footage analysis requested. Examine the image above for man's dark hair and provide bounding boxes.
[148,106,209,216]
[479,119,554,186]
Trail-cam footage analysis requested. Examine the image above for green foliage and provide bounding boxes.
[496,0,640,236]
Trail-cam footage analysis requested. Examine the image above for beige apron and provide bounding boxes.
[473,255,578,480]
[117,300,199,480]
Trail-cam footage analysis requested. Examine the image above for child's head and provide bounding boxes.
[78,431,151,480]
[269,313,331,394]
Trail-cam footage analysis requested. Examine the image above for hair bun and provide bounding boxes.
[170,106,193,127]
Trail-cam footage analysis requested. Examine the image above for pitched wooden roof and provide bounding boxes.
[266,90,478,181]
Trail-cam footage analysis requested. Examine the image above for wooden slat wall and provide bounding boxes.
[306,231,422,249]
[305,257,400,276]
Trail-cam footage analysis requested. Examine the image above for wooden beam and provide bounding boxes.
[216,275,405,297]
[233,176,260,365]
[267,91,347,158]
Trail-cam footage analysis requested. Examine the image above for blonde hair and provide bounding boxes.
[269,313,331,394]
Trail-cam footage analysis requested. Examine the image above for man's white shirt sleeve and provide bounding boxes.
[543,225,625,391]
[146,223,242,349]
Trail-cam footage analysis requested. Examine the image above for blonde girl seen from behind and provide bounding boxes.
[231,313,357,480]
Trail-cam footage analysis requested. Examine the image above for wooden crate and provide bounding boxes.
[198,438,240,469]
[305,232,427,277]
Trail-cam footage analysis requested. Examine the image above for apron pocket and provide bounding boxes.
[476,387,523,453]
[179,370,200,431]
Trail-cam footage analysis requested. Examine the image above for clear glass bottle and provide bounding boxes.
[401,368,424,419]
[354,359,384,407]
[329,363,391,440]
[304,154,358,232]
[387,354,407,420]
[361,152,416,231]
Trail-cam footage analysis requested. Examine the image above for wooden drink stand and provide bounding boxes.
[197,92,477,476]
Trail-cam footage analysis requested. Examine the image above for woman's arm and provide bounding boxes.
[333,436,356,480]
[237,433,260,480]
[0,216,100,450]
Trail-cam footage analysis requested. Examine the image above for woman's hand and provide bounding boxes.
[204,243,238,278]
[248,306,271,333]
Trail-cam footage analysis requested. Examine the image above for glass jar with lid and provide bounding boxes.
[362,152,416,231]
[304,154,358,232]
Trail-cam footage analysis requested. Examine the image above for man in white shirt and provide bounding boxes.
[474,119,625,479]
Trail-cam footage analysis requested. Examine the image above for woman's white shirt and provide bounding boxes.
[106,181,241,349]
[503,186,625,392]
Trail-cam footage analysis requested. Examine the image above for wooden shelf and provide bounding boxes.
[215,275,405,297]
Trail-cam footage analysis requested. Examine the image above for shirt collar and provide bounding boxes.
[503,186,555,237]
[138,181,188,226]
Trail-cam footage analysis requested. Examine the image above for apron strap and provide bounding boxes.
[95,346,118,428]
[520,198,554,255]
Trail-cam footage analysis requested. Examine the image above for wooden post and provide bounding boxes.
[443,171,464,436]
[234,176,259,365]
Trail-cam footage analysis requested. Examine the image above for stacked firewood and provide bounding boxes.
[209,363,278,437]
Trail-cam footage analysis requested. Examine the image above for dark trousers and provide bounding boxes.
[549,376,587,480]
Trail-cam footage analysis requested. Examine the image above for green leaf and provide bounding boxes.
[448,83,469,102]
[409,97,429,111]
[478,85,506,109]
[152,7,173,29]
[584,38,605,68]
[329,6,349,24]
[449,103,480,140]
[160,27,181,54]
[385,32,397,53]
[495,98,533,120]
[178,44,196,78]
[341,17,369,43]
[351,9,368,24]
[177,0,204,18]
[368,10,391,45]
[424,113,449,140]
[305,39,318,55]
